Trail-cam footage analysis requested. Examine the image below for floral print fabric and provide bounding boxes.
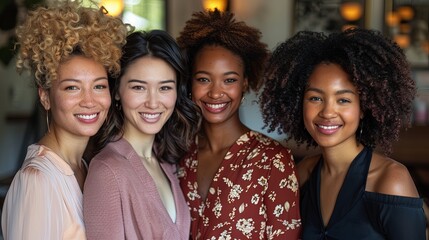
[178,131,301,239]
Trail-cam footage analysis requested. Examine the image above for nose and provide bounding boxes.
[80,89,96,108]
[207,83,224,99]
[318,100,337,119]
[144,90,159,109]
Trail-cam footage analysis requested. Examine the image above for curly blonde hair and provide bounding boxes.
[15,0,132,89]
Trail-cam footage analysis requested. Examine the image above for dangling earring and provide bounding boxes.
[46,110,50,133]
[188,92,192,100]
[115,100,122,111]
[241,96,246,105]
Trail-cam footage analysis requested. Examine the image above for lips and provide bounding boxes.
[140,112,161,123]
[203,102,228,113]
[316,124,341,134]
[75,113,100,123]
[75,113,98,120]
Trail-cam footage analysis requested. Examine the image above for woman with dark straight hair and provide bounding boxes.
[83,30,200,240]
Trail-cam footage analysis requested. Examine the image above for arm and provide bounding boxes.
[265,148,301,239]
[83,159,124,240]
[2,167,64,240]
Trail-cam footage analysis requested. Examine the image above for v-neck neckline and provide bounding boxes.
[315,147,372,228]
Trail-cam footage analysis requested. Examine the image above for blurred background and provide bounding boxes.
[0,0,428,238]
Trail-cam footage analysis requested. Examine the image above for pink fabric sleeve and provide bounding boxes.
[264,149,302,239]
[83,159,124,240]
[2,168,64,240]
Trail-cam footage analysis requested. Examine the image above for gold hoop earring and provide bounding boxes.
[46,110,50,133]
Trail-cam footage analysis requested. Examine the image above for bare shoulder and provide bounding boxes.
[369,153,419,198]
[297,154,321,187]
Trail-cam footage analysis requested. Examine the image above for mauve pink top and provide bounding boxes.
[83,138,191,240]
[2,144,86,240]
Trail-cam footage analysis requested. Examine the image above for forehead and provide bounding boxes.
[56,55,106,82]
[123,56,176,79]
[194,45,244,68]
[307,63,355,90]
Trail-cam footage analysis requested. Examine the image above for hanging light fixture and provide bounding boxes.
[202,0,228,11]
[99,0,124,17]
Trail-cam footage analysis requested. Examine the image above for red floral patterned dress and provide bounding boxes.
[178,131,302,239]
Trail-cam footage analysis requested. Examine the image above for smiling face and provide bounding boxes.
[191,45,248,125]
[39,55,111,138]
[118,56,177,141]
[303,63,362,150]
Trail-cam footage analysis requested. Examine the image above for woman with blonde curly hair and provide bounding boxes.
[177,9,301,239]
[1,1,130,239]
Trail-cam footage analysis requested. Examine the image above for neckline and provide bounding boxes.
[315,147,372,228]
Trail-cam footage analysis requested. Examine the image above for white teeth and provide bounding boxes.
[76,114,97,120]
[319,125,339,130]
[142,113,160,119]
[206,103,227,109]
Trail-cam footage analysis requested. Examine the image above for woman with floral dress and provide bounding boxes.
[176,9,302,239]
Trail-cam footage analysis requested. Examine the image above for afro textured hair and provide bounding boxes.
[177,9,269,91]
[260,28,415,155]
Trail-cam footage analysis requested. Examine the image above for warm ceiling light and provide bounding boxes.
[397,5,415,21]
[99,0,124,17]
[386,11,400,27]
[340,2,363,22]
[202,0,228,11]
[394,34,410,48]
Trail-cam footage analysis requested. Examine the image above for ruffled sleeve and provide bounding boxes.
[2,166,64,240]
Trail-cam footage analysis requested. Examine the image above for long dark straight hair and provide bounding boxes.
[93,30,201,164]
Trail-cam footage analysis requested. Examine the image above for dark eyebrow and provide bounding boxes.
[128,79,176,84]
[194,70,241,76]
[305,87,357,95]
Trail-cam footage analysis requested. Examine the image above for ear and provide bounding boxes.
[38,88,50,111]
[243,77,249,92]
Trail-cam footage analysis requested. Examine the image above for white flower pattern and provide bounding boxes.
[179,131,301,239]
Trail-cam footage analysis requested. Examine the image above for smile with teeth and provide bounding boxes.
[76,113,98,120]
[141,113,161,119]
[317,124,340,130]
[205,103,227,109]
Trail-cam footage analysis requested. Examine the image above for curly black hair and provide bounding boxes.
[176,9,269,91]
[260,28,415,154]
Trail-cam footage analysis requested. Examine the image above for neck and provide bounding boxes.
[320,142,364,174]
[123,130,155,160]
[200,118,249,153]
[38,130,88,168]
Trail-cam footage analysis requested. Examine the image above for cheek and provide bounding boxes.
[164,93,177,109]
[191,84,204,99]
[121,94,140,109]
[98,93,112,109]
[302,103,314,124]
[345,108,361,126]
